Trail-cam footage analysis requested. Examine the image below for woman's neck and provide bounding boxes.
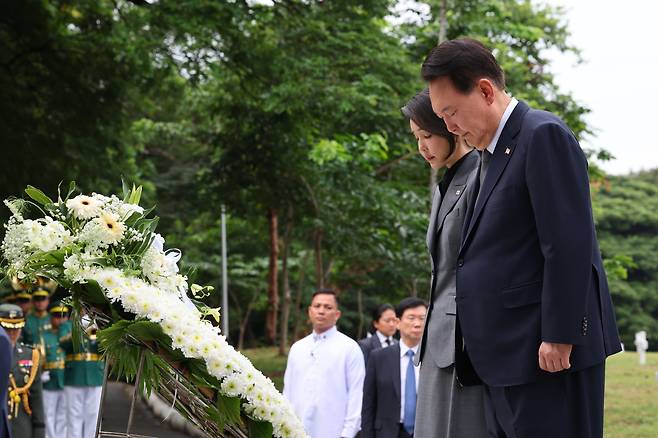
[445,140,472,168]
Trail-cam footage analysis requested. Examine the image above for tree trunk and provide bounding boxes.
[230,290,261,350]
[438,0,448,44]
[323,257,334,287]
[356,289,364,340]
[314,229,324,288]
[292,250,310,342]
[410,276,418,297]
[238,303,253,351]
[278,205,294,356]
[266,208,279,344]
[430,0,449,200]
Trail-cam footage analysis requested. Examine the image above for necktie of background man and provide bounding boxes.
[403,350,416,435]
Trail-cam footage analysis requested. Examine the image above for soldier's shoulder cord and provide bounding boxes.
[8,347,40,416]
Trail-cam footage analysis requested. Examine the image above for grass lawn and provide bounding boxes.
[605,351,658,438]
[244,348,658,437]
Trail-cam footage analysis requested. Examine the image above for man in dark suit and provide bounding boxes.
[358,303,398,365]
[420,38,621,438]
[1,316,14,438]
[362,297,427,438]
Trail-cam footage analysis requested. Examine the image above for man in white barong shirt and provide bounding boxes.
[283,288,365,438]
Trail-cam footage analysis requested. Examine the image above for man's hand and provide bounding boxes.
[538,342,573,372]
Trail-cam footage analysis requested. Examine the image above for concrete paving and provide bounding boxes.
[98,382,192,438]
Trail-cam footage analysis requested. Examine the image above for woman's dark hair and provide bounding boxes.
[421,38,505,93]
[401,88,455,153]
[368,303,395,334]
[372,303,395,323]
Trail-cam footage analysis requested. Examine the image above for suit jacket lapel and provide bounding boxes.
[426,151,478,261]
[426,186,442,259]
[435,152,478,236]
[462,102,530,248]
[371,334,381,350]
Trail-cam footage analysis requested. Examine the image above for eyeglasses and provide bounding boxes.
[402,315,426,323]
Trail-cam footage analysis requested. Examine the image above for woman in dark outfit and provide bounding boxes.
[402,89,487,437]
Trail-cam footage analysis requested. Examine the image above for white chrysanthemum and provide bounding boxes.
[81,267,308,438]
[66,195,102,220]
[118,202,144,219]
[220,373,246,397]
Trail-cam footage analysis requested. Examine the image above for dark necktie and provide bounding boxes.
[403,350,416,434]
[478,149,492,196]
[385,338,391,347]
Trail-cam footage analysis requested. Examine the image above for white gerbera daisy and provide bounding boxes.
[66,195,101,220]
[98,212,125,244]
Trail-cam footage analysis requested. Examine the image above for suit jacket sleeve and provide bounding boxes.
[526,121,594,345]
[360,353,377,438]
[358,338,370,364]
[0,330,11,411]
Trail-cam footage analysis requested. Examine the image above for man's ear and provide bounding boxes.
[335,309,342,321]
[478,78,496,105]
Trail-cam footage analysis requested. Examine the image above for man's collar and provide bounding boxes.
[375,330,390,345]
[486,97,519,154]
[399,339,419,357]
[313,325,337,341]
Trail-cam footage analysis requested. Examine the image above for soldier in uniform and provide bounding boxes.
[13,293,33,346]
[61,313,104,438]
[0,303,45,438]
[1,291,17,304]
[23,290,51,351]
[41,302,71,438]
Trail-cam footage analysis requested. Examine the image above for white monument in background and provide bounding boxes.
[634,331,649,365]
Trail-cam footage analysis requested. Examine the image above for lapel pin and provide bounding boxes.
[455,190,461,196]
[505,147,511,155]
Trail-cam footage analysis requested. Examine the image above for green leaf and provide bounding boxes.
[122,178,131,202]
[247,418,274,438]
[204,393,242,432]
[128,185,143,205]
[25,185,53,206]
[126,320,165,342]
[74,280,110,306]
[216,393,242,425]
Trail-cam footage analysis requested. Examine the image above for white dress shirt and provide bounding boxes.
[399,340,420,423]
[375,330,394,348]
[283,326,366,438]
[485,97,519,155]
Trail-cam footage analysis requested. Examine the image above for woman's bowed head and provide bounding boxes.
[401,88,471,170]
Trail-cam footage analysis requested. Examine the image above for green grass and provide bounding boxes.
[605,351,658,438]
[244,348,658,437]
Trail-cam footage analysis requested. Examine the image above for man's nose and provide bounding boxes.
[444,118,460,134]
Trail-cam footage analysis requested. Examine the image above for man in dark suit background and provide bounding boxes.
[358,303,398,365]
[1,324,13,438]
[361,297,427,438]
[420,38,621,438]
